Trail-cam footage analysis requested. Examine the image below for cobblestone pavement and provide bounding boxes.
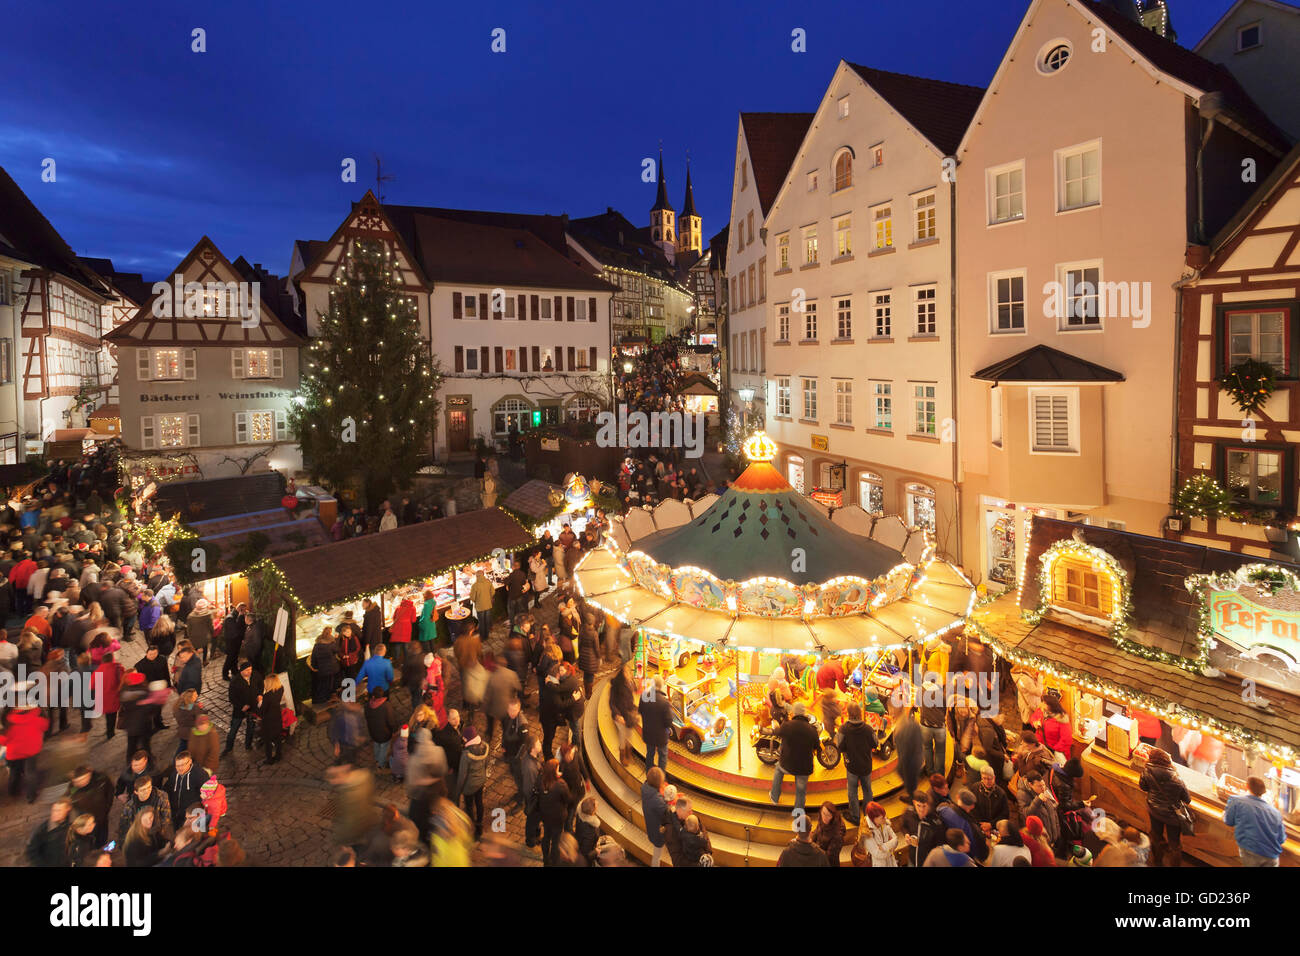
[0,587,613,866]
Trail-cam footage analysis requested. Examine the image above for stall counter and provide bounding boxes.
[1081,744,1300,867]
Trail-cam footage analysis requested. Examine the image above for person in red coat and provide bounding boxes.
[94,653,124,739]
[390,598,417,650]
[1,705,50,801]
[816,658,847,693]
[1037,700,1072,759]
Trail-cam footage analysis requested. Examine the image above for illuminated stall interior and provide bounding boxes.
[970,516,1300,866]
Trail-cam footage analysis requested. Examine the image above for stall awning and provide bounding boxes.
[502,479,562,521]
[268,507,534,612]
[971,593,1300,758]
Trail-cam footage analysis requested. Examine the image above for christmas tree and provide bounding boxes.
[291,240,442,505]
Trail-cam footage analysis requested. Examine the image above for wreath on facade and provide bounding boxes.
[1174,474,1235,520]
[1218,359,1277,414]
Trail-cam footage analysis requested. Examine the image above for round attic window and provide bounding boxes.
[1039,41,1072,74]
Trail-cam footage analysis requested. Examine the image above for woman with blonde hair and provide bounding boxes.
[66,813,99,866]
[123,806,168,867]
[261,672,285,764]
[149,611,176,656]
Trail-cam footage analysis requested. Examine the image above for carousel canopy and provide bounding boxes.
[634,459,899,585]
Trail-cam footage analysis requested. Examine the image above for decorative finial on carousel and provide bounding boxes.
[742,431,777,464]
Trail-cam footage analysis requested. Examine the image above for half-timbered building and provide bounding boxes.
[105,237,305,482]
[296,192,616,459]
[1176,142,1300,560]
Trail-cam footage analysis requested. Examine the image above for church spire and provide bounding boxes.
[681,160,698,218]
[652,147,674,213]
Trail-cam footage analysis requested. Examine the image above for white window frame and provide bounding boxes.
[778,233,790,270]
[1056,140,1101,214]
[986,160,1026,225]
[539,297,552,320]
[833,378,852,426]
[871,142,884,167]
[807,170,819,192]
[837,96,850,119]
[775,376,791,417]
[835,296,852,339]
[872,381,893,431]
[871,202,893,249]
[989,269,1028,334]
[803,226,819,265]
[144,412,199,450]
[234,347,283,380]
[1038,38,1073,75]
[463,293,478,318]
[833,149,853,191]
[1056,259,1104,332]
[907,483,937,531]
[912,190,937,242]
[802,300,818,341]
[834,216,852,258]
[911,382,937,437]
[777,303,791,342]
[914,285,937,336]
[1237,21,1263,52]
[801,377,818,421]
[1028,387,1080,455]
[873,292,891,338]
[858,472,884,515]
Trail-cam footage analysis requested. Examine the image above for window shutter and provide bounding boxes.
[588,296,597,323]
[183,349,197,380]
[492,294,502,320]
[531,346,540,371]
[479,346,489,374]
[137,349,150,381]
[554,296,562,322]
[567,347,576,370]
[271,348,283,378]
[454,346,464,372]
[567,297,575,322]
[555,346,564,372]
[494,346,503,373]
[234,411,249,444]
[274,410,289,441]
[141,416,156,450]
[530,294,539,321]
[231,349,245,379]
[517,294,526,322]
[453,292,462,319]
[589,346,598,370]
[478,293,488,321]
[520,347,529,373]
[186,413,200,447]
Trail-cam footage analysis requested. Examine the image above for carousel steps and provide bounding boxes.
[583,699,794,866]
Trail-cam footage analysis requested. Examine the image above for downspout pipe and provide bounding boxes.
[948,168,962,568]
[1196,92,1225,244]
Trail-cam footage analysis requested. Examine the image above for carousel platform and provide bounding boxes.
[583,676,943,866]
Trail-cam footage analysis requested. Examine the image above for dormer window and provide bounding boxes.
[1051,556,1114,618]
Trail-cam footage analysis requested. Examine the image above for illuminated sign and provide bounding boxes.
[1192,564,1300,671]
[811,434,829,452]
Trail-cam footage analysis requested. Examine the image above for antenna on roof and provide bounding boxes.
[373,154,396,204]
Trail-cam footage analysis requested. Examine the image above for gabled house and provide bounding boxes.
[0,166,115,461]
[723,112,812,434]
[1196,0,1300,140]
[761,62,983,555]
[955,0,1290,591]
[297,193,617,458]
[105,237,305,482]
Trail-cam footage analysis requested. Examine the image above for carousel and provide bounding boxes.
[574,433,976,864]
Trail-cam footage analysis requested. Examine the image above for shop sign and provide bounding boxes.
[540,437,560,452]
[1196,564,1300,670]
[811,434,829,452]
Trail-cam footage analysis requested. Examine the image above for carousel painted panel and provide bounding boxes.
[669,569,731,611]
[737,578,803,618]
[816,577,876,617]
[628,551,674,599]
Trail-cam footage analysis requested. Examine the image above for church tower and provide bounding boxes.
[677,160,702,257]
[650,148,676,262]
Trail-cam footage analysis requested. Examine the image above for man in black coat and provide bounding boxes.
[159,751,210,829]
[362,599,382,651]
[67,765,114,845]
[175,646,202,696]
[221,605,247,680]
[835,702,879,825]
[638,675,672,773]
[134,644,172,730]
[432,708,464,778]
[769,702,821,815]
[222,659,259,754]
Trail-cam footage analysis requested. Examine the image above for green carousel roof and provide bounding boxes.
[634,460,901,585]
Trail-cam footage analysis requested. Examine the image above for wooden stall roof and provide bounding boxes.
[269,507,534,611]
[973,592,1300,754]
[154,473,285,523]
[502,479,561,520]
[1022,517,1300,660]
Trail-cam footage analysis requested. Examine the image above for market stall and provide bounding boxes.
[255,508,534,696]
[969,516,1300,866]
